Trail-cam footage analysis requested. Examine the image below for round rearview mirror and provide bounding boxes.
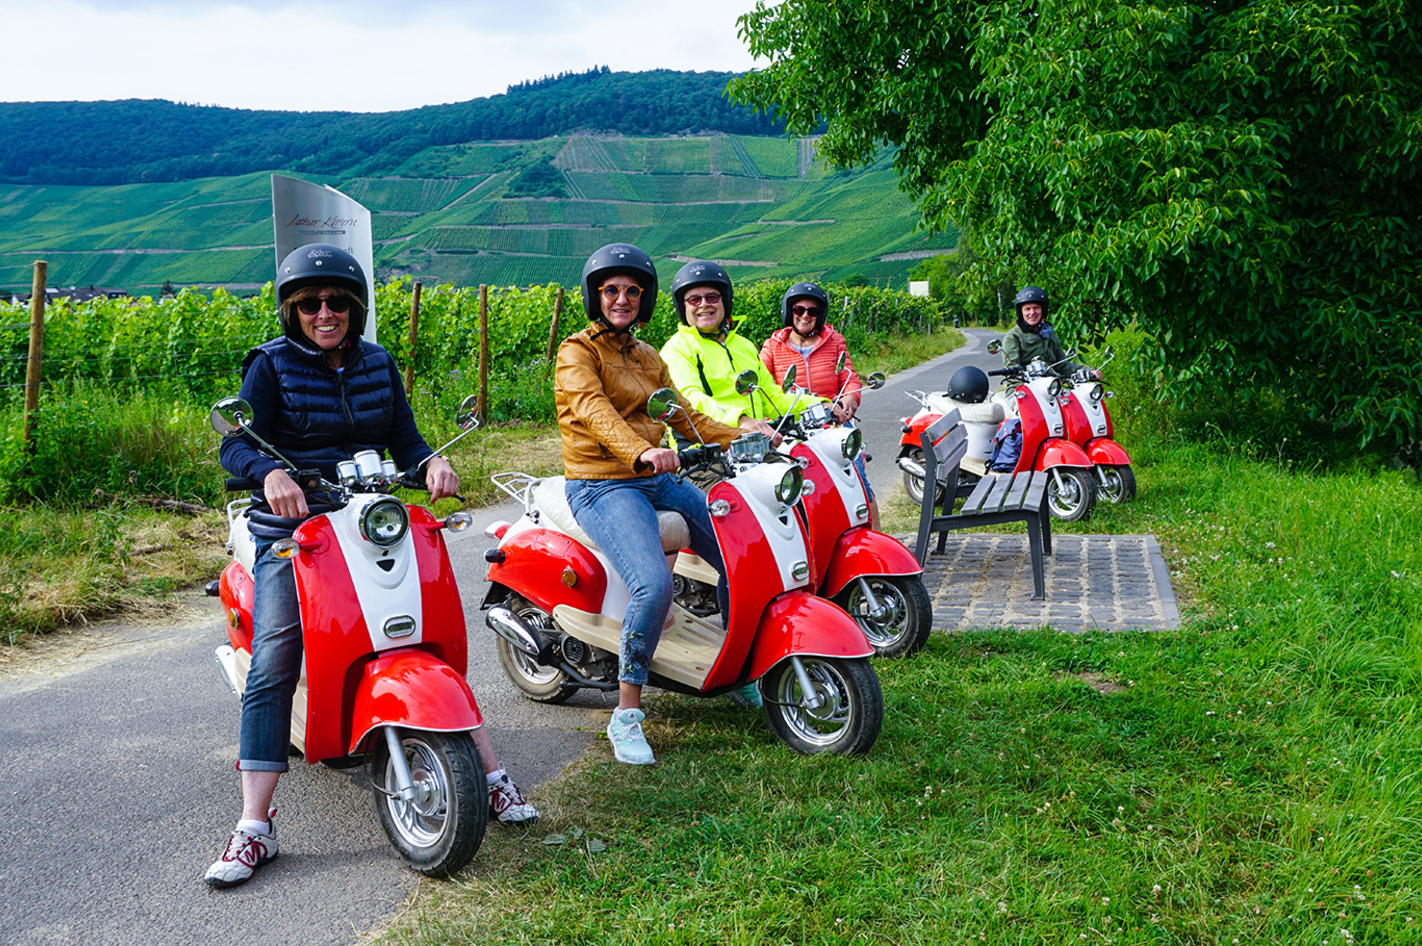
[865,372,886,390]
[735,369,759,396]
[209,397,254,437]
[647,387,680,421]
[781,364,799,393]
[455,394,481,431]
[986,340,1002,355]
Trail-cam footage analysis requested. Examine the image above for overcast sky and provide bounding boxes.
[1,0,765,113]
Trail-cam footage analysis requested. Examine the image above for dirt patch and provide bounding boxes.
[1057,670,1128,694]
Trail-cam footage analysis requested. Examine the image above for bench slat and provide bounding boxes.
[980,473,1013,513]
[932,425,969,474]
[1003,472,1031,510]
[958,474,995,515]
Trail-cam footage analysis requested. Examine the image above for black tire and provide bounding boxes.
[494,596,575,704]
[900,447,943,506]
[836,575,932,658]
[762,656,882,756]
[1047,467,1096,522]
[372,729,487,878]
[1096,465,1137,504]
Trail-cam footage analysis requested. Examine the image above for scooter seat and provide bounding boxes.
[531,476,690,554]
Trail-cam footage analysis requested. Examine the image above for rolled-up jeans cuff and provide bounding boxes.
[237,759,289,773]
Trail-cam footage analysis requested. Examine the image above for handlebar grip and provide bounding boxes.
[677,446,705,470]
[987,369,1014,377]
[226,477,261,492]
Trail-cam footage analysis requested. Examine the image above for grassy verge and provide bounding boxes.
[369,392,1422,945]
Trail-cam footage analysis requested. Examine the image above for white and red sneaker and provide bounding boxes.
[204,810,278,888]
[488,774,539,826]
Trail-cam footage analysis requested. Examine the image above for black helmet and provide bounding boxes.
[276,243,368,340]
[781,281,829,335]
[671,260,734,332]
[1013,285,1049,318]
[947,365,989,403]
[581,243,658,324]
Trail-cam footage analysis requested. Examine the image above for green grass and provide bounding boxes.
[367,352,1422,945]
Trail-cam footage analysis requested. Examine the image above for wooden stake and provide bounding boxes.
[404,281,422,398]
[546,286,564,372]
[23,261,47,454]
[477,285,489,424]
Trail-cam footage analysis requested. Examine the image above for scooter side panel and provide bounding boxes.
[290,515,370,762]
[818,528,924,599]
[348,650,484,756]
[701,479,800,691]
[789,443,852,592]
[218,560,253,651]
[409,506,468,677]
[747,592,873,680]
[486,526,608,616]
[1085,437,1131,465]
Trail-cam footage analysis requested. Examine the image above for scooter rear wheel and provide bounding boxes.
[900,448,944,506]
[372,729,487,878]
[495,596,575,704]
[763,656,882,756]
[837,575,932,659]
[1096,465,1136,504]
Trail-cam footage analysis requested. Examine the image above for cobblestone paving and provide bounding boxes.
[906,533,1180,632]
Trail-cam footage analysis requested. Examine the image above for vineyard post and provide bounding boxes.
[477,285,489,424]
[545,286,564,373]
[22,261,47,455]
[404,281,422,398]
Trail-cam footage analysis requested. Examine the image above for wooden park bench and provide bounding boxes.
[913,410,1053,599]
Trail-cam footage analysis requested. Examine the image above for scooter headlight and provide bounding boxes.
[841,427,863,462]
[1089,383,1106,402]
[1048,378,1064,398]
[775,465,805,506]
[360,497,410,548]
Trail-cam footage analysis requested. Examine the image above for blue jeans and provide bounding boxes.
[238,538,303,772]
[565,474,727,686]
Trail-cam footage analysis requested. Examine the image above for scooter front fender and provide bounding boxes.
[747,592,873,681]
[1033,438,1093,471]
[1085,437,1131,466]
[346,650,484,758]
[818,528,923,599]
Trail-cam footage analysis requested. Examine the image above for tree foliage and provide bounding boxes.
[732,0,1422,456]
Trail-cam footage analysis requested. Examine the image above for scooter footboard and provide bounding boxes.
[819,530,923,599]
[346,651,484,757]
[747,593,873,681]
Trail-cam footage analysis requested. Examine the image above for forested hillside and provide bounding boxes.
[0,68,780,186]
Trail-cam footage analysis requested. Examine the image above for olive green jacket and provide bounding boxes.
[1000,323,1085,377]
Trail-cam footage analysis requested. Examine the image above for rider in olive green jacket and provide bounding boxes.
[1000,286,1100,380]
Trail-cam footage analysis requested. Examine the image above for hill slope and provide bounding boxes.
[0,134,957,295]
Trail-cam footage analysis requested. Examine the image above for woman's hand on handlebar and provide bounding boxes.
[424,455,460,501]
[264,468,309,519]
[639,446,681,475]
[738,416,783,448]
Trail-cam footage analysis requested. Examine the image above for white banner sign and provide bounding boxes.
[271,175,377,343]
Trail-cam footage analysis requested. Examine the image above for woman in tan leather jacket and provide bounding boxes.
[554,244,746,765]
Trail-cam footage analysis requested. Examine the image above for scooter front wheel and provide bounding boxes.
[763,656,882,756]
[1046,467,1097,522]
[372,729,487,878]
[1096,465,1137,504]
[837,575,932,658]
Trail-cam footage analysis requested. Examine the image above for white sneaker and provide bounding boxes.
[204,810,277,888]
[489,773,540,825]
[606,708,655,765]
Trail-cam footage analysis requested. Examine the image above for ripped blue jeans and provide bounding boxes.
[565,474,727,686]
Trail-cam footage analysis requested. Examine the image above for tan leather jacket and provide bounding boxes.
[555,324,740,480]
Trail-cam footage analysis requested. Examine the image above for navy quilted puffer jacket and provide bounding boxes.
[219,333,433,539]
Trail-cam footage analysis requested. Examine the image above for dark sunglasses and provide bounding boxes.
[295,296,354,315]
[792,304,821,317]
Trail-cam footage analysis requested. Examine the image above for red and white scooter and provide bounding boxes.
[208,395,489,878]
[898,349,1097,521]
[1058,346,1135,503]
[481,387,883,756]
[763,366,932,659]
